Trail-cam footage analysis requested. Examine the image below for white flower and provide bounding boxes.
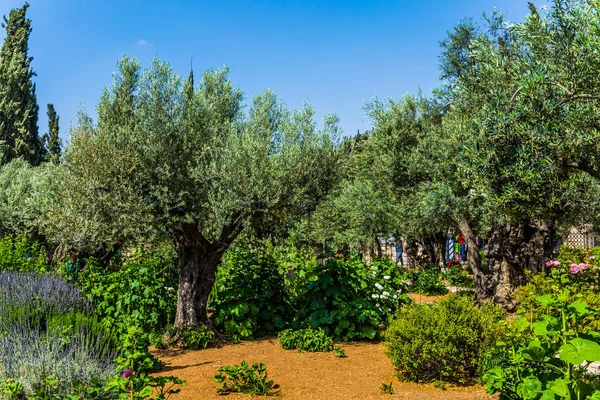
[393,294,398,299]
[375,283,384,290]
[376,303,380,307]
[372,293,379,299]
[382,291,390,299]
[383,275,391,280]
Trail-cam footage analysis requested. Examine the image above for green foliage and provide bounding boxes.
[443,262,475,288]
[385,295,507,384]
[268,237,317,300]
[42,104,61,163]
[214,361,276,396]
[483,294,600,400]
[78,246,178,339]
[212,245,291,339]
[380,381,395,395]
[333,346,346,358]
[515,259,600,333]
[105,327,182,400]
[278,328,333,352]
[368,257,411,318]
[411,266,448,296]
[296,256,382,341]
[0,160,54,240]
[0,236,49,273]
[164,325,215,350]
[0,3,42,166]
[48,56,338,264]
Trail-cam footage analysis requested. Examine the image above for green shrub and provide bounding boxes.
[164,325,215,350]
[0,236,49,273]
[212,246,292,339]
[443,263,475,288]
[278,328,333,352]
[296,256,382,341]
[410,266,448,295]
[78,245,178,339]
[385,295,507,384]
[214,361,276,396]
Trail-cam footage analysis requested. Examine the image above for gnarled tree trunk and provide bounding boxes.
[174,217,243,328]
[484,220,554,310]
[456,217,491,301]
[175,244,224,328]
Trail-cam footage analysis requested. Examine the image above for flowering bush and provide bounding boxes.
[516,255,600,333]
[0,272,119,398]
[368,257,411,319]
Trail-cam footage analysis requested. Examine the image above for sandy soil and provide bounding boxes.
[153,339,494,399]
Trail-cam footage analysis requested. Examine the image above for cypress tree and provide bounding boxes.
[0,3,41,165]
[43,103,60,162]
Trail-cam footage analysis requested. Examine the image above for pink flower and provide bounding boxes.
[546,261,553,267]
[122,369,132,378]
[579,263,588,270]
[571,264,580,274]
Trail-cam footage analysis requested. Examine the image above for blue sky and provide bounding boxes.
[1,0,538,140]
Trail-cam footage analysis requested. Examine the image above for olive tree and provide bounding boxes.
[446,1,600,307]
[49,57,339,327]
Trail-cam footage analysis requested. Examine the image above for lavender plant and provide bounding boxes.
[0,320,118,397]
[0,272,118,398]
[0,271,92,314]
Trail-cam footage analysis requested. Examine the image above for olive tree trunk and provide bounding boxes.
[174,244,224,327]
[456,217,491,301]
[484,220,554,310]
[174,220,242,328]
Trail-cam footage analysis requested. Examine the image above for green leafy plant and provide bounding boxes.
[278,328,333,352]
[380,381,394,395]
[164,325,215,350]
[214,361,277,396]
[295,256,382,341]
[483,293,600,400]
[333,346,346,358]
[212,246,292,339]
[104,327,182,399]
[385,295,507,384]
[0,236,49,273]
[78,246,178,340]
[410,266,448,296]
[368,257,411,319]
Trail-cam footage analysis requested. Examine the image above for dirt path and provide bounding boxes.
[154,339,493,399]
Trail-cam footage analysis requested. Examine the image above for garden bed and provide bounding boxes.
[153,339,493,399]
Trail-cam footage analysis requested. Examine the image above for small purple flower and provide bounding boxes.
[122,369,132,378]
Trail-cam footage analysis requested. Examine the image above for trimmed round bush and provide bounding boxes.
[385,295,506,384]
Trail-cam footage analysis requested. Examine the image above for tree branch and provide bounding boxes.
[565,160,600,180]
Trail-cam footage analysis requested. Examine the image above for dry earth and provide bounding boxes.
[154,339,494,400]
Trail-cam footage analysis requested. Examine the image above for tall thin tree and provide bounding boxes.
[0,3,41,165]
[43,103,60,162]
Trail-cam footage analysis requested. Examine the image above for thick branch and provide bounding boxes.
[565,161,600,180]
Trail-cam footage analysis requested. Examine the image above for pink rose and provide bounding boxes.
[122,369,132,378]
[579,263,588,270]
[571,264,580,274]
